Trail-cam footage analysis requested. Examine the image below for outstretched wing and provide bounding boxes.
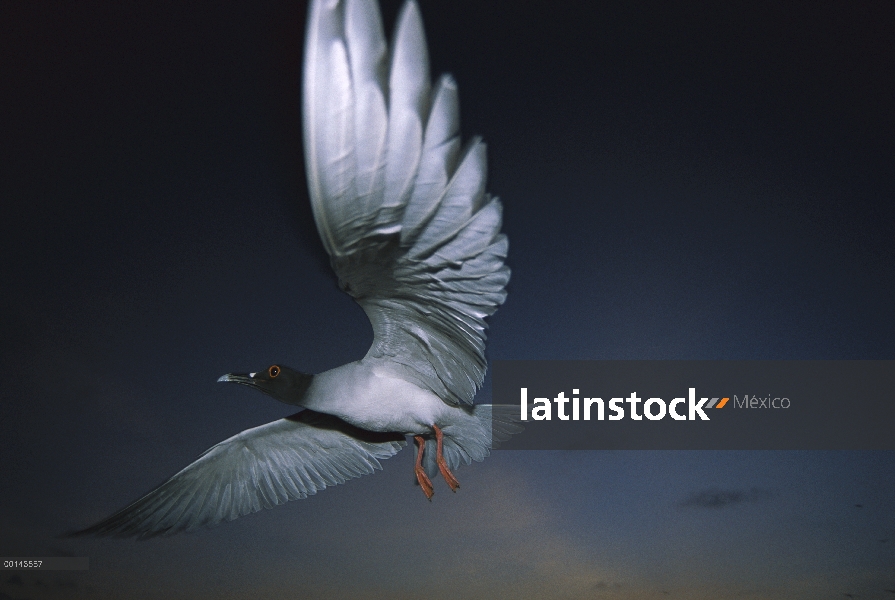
[303,0,509,406]
[69,411,405,539]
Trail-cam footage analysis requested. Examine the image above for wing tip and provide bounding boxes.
[437,72,458,90]
[391,0,429,73]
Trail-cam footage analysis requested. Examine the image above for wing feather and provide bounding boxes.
[344,0,388,204]
[304,0,509,405]
[69,411,405,538]
[402,75,461,241]
[382,1,429,217]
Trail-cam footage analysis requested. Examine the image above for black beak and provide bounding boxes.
[217,373,258,388]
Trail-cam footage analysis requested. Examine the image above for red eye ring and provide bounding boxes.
[268,365,280,378]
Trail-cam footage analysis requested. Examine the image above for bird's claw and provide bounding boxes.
[415,466,434,500]
[438,462,460,493]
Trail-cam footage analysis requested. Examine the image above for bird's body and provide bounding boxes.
[69,0,521,539]
[303,360,456,434]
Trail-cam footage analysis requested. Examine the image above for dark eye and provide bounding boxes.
[268,365,280,378]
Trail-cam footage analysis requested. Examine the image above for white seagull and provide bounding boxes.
[71,0,520,538]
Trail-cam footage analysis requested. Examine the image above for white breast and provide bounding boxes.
[302,360,454,434]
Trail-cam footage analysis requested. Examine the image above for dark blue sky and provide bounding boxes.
[1,1,893,598]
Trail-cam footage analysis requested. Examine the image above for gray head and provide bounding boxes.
[218,364,313,406]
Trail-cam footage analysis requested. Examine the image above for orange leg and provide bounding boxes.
[414,435,434,500]
[433,425,460,492]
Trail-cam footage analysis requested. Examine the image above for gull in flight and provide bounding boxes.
[70,0,520,538]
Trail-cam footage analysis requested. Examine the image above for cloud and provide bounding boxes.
[681,487,773,509]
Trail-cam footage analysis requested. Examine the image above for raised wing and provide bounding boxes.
[69,411,405,538]
[303,0,509,406]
